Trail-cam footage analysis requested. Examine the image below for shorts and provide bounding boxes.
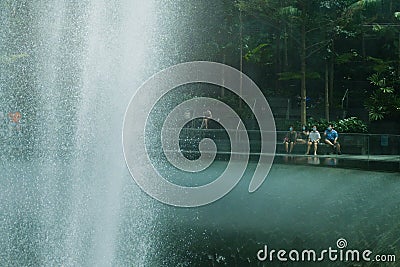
[284,138,294,143]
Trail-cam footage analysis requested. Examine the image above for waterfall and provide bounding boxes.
[0,1,161,265]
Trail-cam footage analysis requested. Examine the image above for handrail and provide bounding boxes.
[175,128,400,160]
[169,127,400,139]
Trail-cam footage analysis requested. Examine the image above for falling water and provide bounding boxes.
[1,0,230,265]
[2,1,400,266]
[0,1,163,265]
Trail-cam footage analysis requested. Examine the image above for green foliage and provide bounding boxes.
[365,88,400,121]
[280,117,327,133]
[365,70,400,121]
[368,73,384,86]
[371,23,385,32]
[244,43,273,64]
[278,72,302,80]
[292,117,368,133]
[367,105,386,121]
[346,0,381,13]
[217,94,253,119]
[366,57,393,73]
[336,50,359,64]
[334,117,368,133]
[237,0,400,126]
[367,73,394,93]
[303,117,330,133]
[278,71,321,80]
[279,6,301,18]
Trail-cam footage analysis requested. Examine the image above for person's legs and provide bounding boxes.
[324,139,333,146]
[289,142,294,153]
[306,141,311,154]
[201,118,209,129]
[313,142,318,155]
[325,139,335,153]
[285,142,289,153]
[336,142,341,154]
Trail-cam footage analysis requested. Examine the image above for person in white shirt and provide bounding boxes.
[306,125,321,155]
[201,109,212,129]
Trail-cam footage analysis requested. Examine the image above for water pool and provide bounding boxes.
[1,159,399,266]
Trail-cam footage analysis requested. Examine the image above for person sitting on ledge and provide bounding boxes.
[296,125,309,144]
[200,109,212,129]
[324,124,341,155]
[306,125,320,155]
[283,125,297,154]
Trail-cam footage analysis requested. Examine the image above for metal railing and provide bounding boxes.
[176,128,399,154]
[1,123,399,171]
[176,128,399,170]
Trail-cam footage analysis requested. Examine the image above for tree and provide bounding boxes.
[236,0,399,126]
[239,0,332,124]
[341,0,400,120]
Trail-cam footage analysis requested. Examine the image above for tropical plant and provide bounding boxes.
[365,72,400,120]
[294,116,368,133]
[237,0,386,125]
[334,117,368,133]
[303,117,330,133]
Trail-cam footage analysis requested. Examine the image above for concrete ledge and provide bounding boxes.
[160,148,400,173]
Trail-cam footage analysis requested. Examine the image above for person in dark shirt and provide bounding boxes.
[284,126,297,153]
[296,125,309,144]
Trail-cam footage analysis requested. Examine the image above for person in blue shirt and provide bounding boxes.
[324,124,341,154]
